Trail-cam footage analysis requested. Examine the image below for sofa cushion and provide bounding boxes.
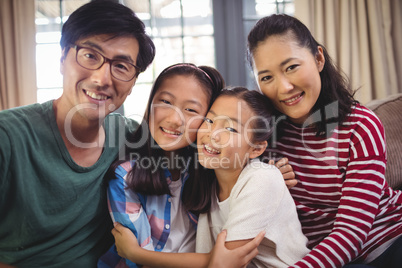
[366,93,402,190]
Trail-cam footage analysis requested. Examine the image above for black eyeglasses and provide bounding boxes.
[71,45,140,82]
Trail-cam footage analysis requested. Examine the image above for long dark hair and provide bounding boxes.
[60,1,155,73]
[107,63,224,212]
[189,87,274,214]
[247,14,356,134]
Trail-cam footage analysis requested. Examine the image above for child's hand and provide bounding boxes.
[111,222,140,260]
[269,157,297,189]
[208,230,265,268]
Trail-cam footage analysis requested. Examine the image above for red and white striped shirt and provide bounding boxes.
[267,103,402,268]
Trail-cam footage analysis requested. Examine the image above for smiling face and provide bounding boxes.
[149,75,210,152]
[252,34,325,124]
[197,95,266,172]
[59,34,139,122]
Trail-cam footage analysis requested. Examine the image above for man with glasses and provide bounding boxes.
[0,2,155,267]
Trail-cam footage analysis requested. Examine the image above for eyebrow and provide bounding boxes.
[257,57,297,76]
[208,110,244,127]
[80,40,135,64]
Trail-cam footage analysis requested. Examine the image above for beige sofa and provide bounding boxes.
[366,93,402,190]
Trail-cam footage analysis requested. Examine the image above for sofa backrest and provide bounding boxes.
[366,93,402,190]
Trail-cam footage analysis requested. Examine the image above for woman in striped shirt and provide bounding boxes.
[247,14,402,268]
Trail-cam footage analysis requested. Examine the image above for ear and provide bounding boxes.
[316,46,325,72]
[60,48,66,75]
[249,140,268,159]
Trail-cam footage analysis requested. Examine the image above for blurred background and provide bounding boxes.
[1,0,401,120]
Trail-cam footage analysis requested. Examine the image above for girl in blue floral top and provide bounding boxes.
[98,63,225,267]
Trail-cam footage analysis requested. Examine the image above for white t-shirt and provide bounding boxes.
[196,159,310,267]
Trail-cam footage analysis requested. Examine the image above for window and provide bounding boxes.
[212,0,294,91]
[35,0,293,117]
[120,0,215,118]
[36,0,91,104]
[35,0,214,119]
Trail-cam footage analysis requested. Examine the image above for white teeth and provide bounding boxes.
[162,127,182,136]
[284,94,302,103]
[204,144,220,154]
[85,91,108,100]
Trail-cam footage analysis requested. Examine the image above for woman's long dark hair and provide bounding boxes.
[189,87,274,214]
[247,14,356,135]
[107,63,224,213]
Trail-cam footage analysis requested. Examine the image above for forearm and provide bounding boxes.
[128,248,210,268]
[292,162,385,267]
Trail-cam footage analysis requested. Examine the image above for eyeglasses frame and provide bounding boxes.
[71,45,141,82]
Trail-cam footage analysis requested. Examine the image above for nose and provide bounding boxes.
[277,75,294,93]
[166,106,184,127]
[200,120,221,143]
[211,130,220,143]
[91,62,113,87]
[210,124,224,144]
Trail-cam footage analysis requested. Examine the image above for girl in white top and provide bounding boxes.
[110,87,305,267]
[195,87,310,267]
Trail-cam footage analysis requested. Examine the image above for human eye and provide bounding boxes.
[204,117,213,124]
[286,64,299,72]
[185,108,199,114]
[225,127,238,133]
[81,48,99,61]
[184,106,204,114]
[161,99,171,105]
[260,75,272,82]
[113,61,131,72]
[224,119,239,133]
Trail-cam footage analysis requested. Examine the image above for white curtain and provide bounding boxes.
[295,0,402,104]
[0,0,37,110]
